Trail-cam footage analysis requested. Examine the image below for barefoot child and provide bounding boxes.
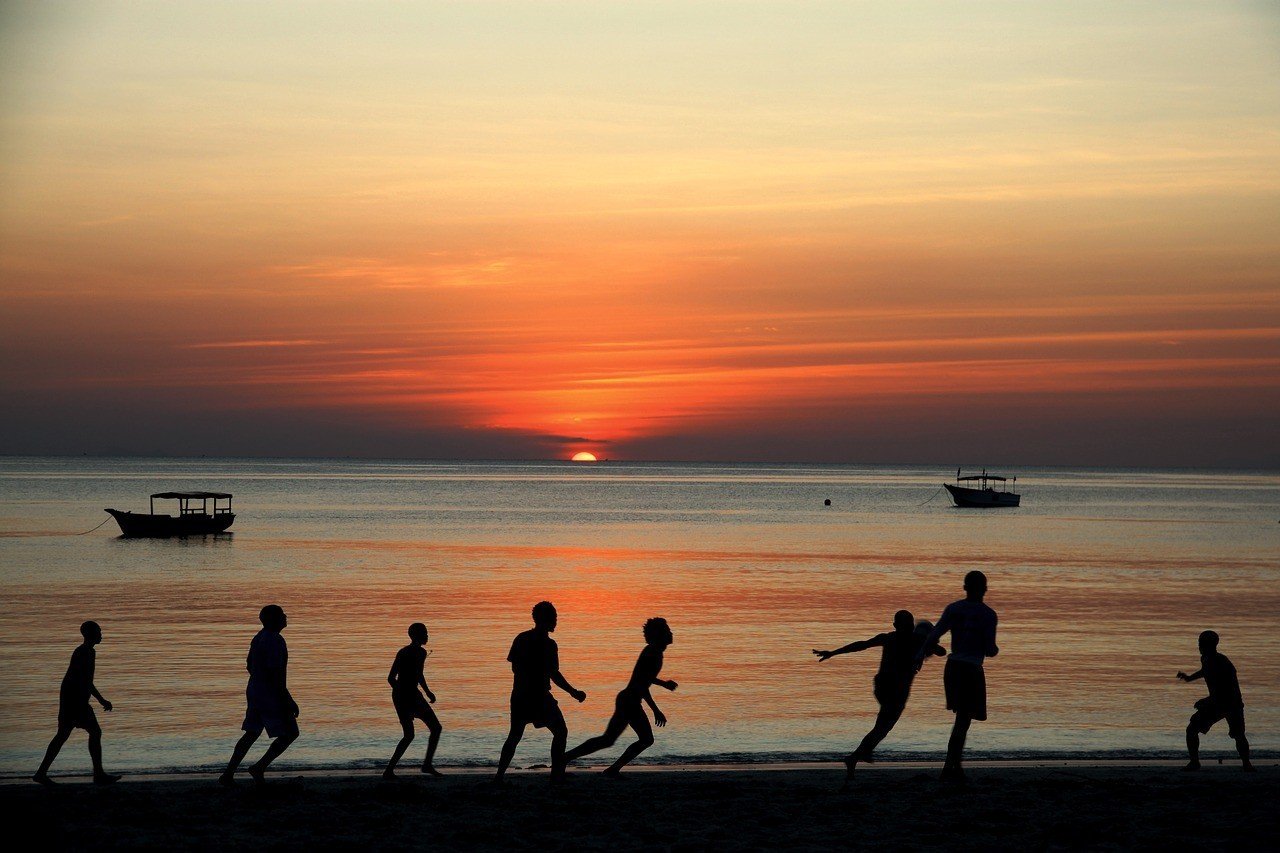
[384,622,443,778]
[33,621,120,786]
[813,610,945,786]
[1177,630,1253,772]
[563,618,678,777]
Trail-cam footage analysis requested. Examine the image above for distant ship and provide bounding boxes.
[105,491,235,537]
[943,469,1020,508]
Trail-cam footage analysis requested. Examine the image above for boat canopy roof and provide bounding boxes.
[957,475,1006,482]
[151,491,232,500]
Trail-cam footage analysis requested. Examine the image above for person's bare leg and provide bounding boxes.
[33,725,73,784]
[943,715,971,781]
[1235,734,1254,771]
[220,730,260,785]
[845,704,904,786]
[549,719,568,781]
[495,722,525,782]
[564,713,627,764]
[248,731,296,782]
[385,720,414,778]
[1183,722,1200,771]
[86,721,119,783]
[421,717,442,776]
[605,711,653,776]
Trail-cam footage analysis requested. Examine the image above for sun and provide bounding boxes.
[570,451,598,462]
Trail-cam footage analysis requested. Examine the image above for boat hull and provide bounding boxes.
[943,483,1020,508]
[105,509,235,538]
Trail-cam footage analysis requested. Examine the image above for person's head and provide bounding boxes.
[1198,630,1220,654]
[643,617,673,647]
[408,622,428,645]
[963,570,988,598]
[80,620,102,645]
[259,604,287,632]
[532,601,557,632]
[893,610,914,632]
[914,619,935,637]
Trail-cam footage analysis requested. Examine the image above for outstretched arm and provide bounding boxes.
[1177,668,1204,682]
[813,637,876,661]
[552,670,586,702]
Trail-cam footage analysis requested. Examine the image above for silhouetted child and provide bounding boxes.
[814,610,945,786]
[219,605,299,785]
[33,621,120,786]
[383,622,443,778]
[1177,630,1253,772]
[915,570,998,784]
[564,618,678,776]
[495,601,587,783]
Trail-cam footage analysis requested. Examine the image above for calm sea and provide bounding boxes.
[1,457,1277,774]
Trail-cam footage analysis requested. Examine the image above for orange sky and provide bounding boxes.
[2,2,1278,465]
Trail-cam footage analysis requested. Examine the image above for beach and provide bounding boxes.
[5,763,1276,850]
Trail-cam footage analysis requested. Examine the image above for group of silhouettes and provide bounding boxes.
[32,570,1254,788]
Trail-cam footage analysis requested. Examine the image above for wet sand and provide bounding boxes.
[4,763,1276,850]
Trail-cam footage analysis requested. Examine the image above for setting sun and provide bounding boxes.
[570,452,598,463]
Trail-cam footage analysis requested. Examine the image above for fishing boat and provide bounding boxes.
[105,492,235,538]
[943,469,1020,508]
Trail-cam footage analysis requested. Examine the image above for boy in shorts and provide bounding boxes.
[1177,630,1254,772]
[33,621,120,785]
[384,622,443,778]
[219,605,299,785]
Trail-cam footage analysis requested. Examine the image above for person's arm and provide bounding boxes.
[1177,668,1204,682]
[419,672,436,703]
[987,613,999,658]
[387,654,400,689]
[89,683,112,711]
[813,636,879,661]
[551,670,586,702]
[275,642,298,717]
[644,688,667,727]
[653,676,678,691]
[914,611,952,669]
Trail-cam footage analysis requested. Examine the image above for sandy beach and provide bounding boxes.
[5,762,1275,850]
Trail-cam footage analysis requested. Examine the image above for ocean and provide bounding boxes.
[1,457,1276,775]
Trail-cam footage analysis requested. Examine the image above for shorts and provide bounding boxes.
[511,691,564,729]
[242,700,299,739]
[873,675,912,711]
[58,703,99,731]
[943,658,987,721]
[394,692,440,726]
[1191,697,1246,739]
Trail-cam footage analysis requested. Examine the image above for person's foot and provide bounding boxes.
[218,772,236,787]
[382,768,398,780]
[1242,762,1256,773]
[93,773,122,786]
[420,765,443,777]
[247,765,267,784]
[1182,761,1201,772]
[940,765,966,786]
[602,767,630,779]
[32,772,55,787]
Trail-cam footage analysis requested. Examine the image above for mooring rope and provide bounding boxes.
[914,485,946,507]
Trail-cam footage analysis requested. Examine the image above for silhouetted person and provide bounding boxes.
[564,618,678,776]
[1177,630,1254,772]
[495,601,586,783]
[814,610,945,786]
[219,605,299,785]
[33,621,120,786]
[384,622,443,779]
[915,570,998,784]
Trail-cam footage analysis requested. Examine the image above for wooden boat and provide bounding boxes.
[943,469,1020,508]
[105,492,235,538]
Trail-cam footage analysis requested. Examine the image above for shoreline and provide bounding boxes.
[2,756,1274,786]
[6,764,1274,850]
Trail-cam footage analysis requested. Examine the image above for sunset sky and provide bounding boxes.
[2,1,1278,465]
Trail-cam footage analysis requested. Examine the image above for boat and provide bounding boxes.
[943,469,1020,508]
[105,492,235,538]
